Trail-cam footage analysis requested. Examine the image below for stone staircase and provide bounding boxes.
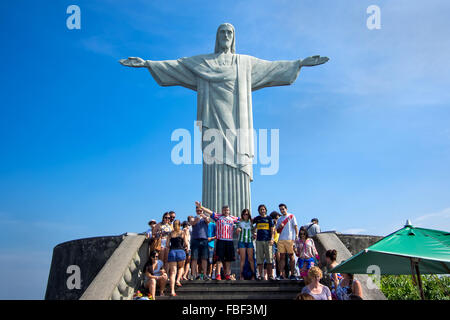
[45,231,387,300]
[157,279,305,300]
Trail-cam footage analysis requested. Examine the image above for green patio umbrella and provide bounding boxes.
[330,221,450,299]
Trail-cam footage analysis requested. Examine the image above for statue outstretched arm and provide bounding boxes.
[119,56,197,91]
[119,57,148,68]
[299,55,329,67]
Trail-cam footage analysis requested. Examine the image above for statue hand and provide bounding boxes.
[301,55,329,67]
[119,57,147,68]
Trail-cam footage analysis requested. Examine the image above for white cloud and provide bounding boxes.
[80,36,118,57]
[413,207,450,231]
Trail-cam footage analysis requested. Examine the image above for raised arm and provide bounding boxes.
[195,201,213,216]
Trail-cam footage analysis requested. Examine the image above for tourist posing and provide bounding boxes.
[154,212,173,272]
[143,250,168,299]
[190,206,211,280]
[276,203,299,280]
[236,209,256,280]
[295,226,320,279]
[253,205,275,280]
[196,201,239,280]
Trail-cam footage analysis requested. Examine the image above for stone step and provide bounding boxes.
[152,280,305,300]
[157,292,298,300]
[175,286,301,294]
[178,279,304,286]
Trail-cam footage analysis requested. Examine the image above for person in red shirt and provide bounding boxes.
[195,201,239,280]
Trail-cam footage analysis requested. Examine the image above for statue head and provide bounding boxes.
[214,23,235,54]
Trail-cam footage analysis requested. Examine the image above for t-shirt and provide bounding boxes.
[301,285,331,300]
[253,215,274,241]
[274,231,280,243]
[295,238,318,259]
[305,223,321,237]
[237,220,253,243]
[276,214,298,241]
[192,216,209,240]
[208,222,216,248]
[211,212,239,241]
[146,228,152,238]
[145,260,164,278]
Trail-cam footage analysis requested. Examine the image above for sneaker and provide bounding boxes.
[204,275,211,281]
[195,274,204,280]
[256,276,262,281]
[215,274,222,281]
[289,275,297,280]
[225,274,231,281]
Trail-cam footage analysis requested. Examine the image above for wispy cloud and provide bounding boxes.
[80,36,118,57]
[0,213,87,233]
[414,207,450,231]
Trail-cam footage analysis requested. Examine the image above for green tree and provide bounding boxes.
[379,275,450,300]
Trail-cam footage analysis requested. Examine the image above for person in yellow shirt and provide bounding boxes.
[270,211,281,279]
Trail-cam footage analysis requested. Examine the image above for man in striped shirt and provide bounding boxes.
[195,201,239,280]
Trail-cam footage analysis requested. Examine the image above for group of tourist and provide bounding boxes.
[142,202,363,300]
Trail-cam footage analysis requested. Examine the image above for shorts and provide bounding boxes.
[238,241,254,249]
[208,246,215,264]
[216,239,235,262]
[256,241,273,265]
[168,249,186,262]
[191,238,209,260]
[277,240,295,254]
[297,257,315,270]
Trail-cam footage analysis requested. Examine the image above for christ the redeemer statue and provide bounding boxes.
[120,23,329,215]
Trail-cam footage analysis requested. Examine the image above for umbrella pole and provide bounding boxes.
[414,262,425,300]
[410,259,417,285]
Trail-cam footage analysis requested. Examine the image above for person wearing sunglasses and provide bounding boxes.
[295,226,319,279]
[236,208,256,280]
[154,212,173,272]
[169,211,176,225]
[143,250,168,299]
[190,206,211,280]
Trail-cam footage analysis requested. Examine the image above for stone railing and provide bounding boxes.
[80,233,148,300]
[314,231,387,300]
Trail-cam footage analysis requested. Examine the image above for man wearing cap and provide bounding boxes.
[146,220,157,239]
[305,218,321,238]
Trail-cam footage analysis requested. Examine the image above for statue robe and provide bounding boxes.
[146,53,301,214]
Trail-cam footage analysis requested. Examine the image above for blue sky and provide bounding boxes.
[1,0,449,299]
